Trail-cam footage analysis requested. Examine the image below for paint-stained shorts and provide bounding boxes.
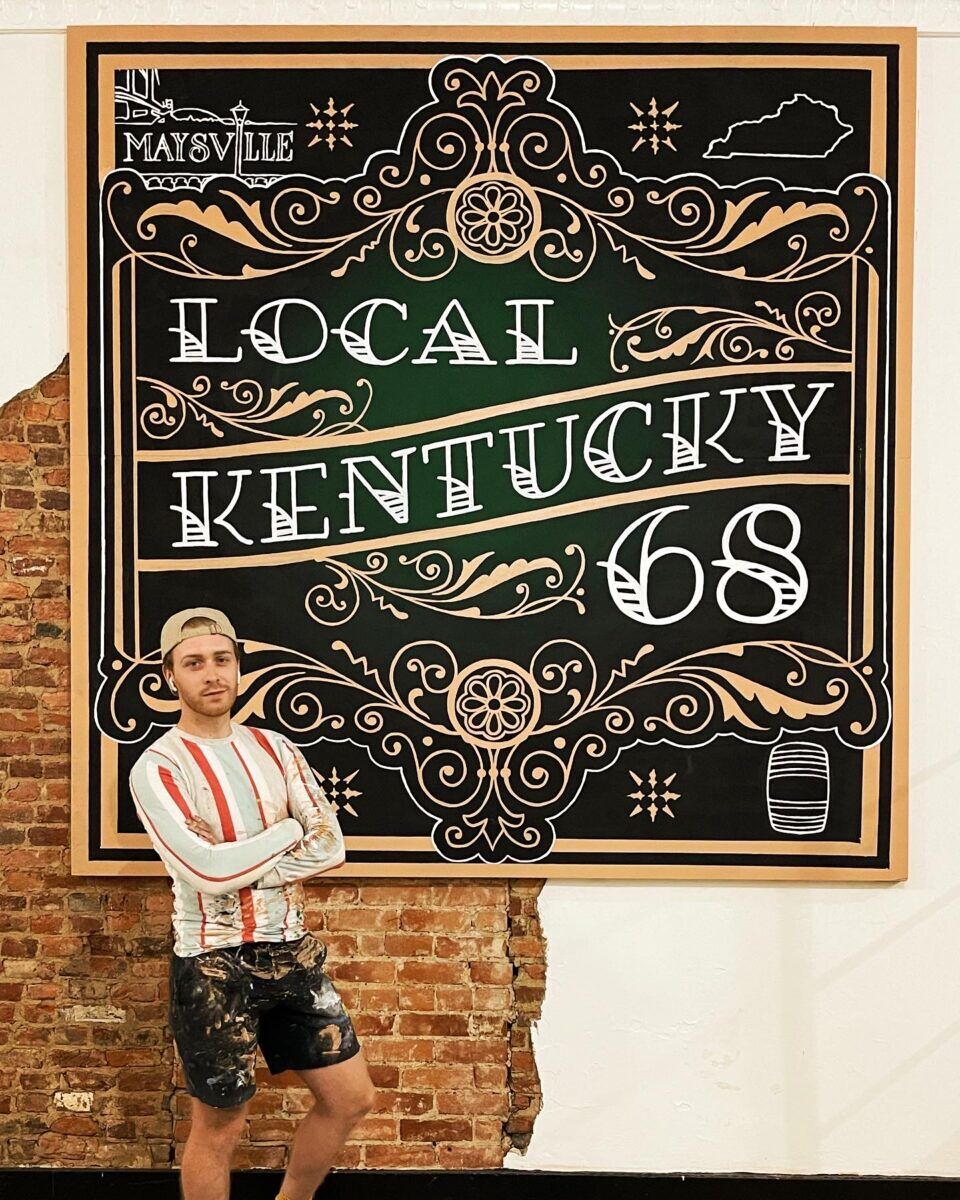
[168,932,361,1109]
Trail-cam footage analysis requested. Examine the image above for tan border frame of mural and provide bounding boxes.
[68,25,914,881]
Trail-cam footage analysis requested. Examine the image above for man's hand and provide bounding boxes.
[186,815,218,844]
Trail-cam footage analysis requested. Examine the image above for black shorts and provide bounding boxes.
[168,932,360,1109]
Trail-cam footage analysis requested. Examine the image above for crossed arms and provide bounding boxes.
[129,733,345,896]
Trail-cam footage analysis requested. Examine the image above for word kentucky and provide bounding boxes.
[160,378,838,552]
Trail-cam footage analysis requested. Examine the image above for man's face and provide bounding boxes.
[166,634,238,719]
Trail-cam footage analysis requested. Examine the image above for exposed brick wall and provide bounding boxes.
[0,360,545,1169]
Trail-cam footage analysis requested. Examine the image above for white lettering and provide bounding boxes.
[751,381,832,461]
[242,298,328,365]
[421,432,495,518]
[500,416,579,500]
[168,299,242,364]
[505,299,577,366]
[584,401,652,484]
[260,464,328,543]
[334,299,408,366]
[413,299,496,366]
[338,448,415,534]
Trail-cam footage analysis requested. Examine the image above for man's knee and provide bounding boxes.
[328,1079,377,1125]
[190,1096,249,1146]
[353,1080,378,1120]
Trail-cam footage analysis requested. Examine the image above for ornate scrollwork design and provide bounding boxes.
[448,173,542,263]
[104,57,888,287]
[137,375,372,441]
[610,291,849,372]
[304,546,586,625]
[100,636,888,863]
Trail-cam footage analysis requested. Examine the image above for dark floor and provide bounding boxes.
[0,1170,957,1198]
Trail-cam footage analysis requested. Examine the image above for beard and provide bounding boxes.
[183,686,236,718]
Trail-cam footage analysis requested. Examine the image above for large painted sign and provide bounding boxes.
[69,27,913,879]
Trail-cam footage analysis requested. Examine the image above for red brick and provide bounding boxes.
[348,1114,398,1141]
[367,1065,399,1089]
[0,355,548,1169]
[27,826,67,846]
[357,933,386,956]
[436,934,507,958]
[362,1038,434,1065]
[2,489,34,509]
[400,908,474,933]
[401,1065,474,1090]
[470,960,514,985]
[39,373,68,400]
[50,1115,98,1136]
[383,932,433,956]
[1,937,38,957]
[0,623,31,642]
[438,1143,506,1168]
[435,1039,508,1065]
[398,960,466,985]
[473,986,512,1011]
[437,1089,510,1116]
[324,906,399,931]
[400,1117,472,1143]
[362,884,447,905]
[35,1133,88,1159]
[352,1013,396,1037]
[40,491,69,511]
[329,960,395,983]
[118,1068,170,1092]
[26,425,60,444]
[365,1143,437,1168]
[372,1089,434,1116]
[315,882,360,904]
[397,1013,469,1037]
[399,985,436,1011]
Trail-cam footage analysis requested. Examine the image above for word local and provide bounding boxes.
[168,297,579,367]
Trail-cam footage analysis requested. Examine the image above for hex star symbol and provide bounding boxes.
[628,97,682,155]
[627,768,680,823]
[306,98,358,151]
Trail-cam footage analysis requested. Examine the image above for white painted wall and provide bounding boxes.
[0,29,65,399]
[510,32,960,1179]
[2,1,955,1178]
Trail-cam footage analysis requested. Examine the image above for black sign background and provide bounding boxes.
[67,27,914,879]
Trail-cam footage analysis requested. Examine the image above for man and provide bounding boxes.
[129,607,376,1200]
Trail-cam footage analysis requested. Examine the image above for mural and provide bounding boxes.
[68,27,914,878]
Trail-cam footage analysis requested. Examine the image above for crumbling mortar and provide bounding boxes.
[502,880,546,1155]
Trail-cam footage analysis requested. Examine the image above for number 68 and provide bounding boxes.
[598,503,809,626]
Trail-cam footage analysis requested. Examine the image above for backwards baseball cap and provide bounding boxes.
[160,607,238,662]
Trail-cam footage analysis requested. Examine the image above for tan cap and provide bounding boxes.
[160,607,238,661]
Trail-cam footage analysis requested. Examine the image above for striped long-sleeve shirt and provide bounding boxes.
[129,721,345,958]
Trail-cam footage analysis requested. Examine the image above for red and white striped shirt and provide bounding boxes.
[129,722,345,957]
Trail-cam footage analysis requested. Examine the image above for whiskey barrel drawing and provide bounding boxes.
[765,742,831,836]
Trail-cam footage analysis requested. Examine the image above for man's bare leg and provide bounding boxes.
[180,1096,249,1200]
[278,1050,377,1200]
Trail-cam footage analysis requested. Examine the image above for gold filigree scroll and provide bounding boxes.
[102,57,888,286]
[100,638,888,864]
[137,375,372,441]
[304,546,587,624]
[609,292,850,373]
